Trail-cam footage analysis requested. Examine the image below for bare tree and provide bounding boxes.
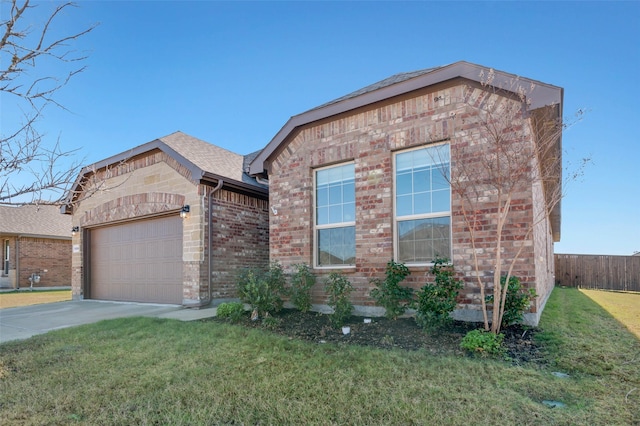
[444,69,587,334]
[1,0,96,205]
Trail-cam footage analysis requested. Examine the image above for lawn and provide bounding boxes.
[0,287,638,425]
[580,289,640,339]
[0,289,71,309]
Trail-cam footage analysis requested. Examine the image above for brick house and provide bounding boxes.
[62,131,269,306]
[248,61,563,325]
[0,204,72,289]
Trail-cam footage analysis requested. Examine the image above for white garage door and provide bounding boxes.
[89,215,183,304]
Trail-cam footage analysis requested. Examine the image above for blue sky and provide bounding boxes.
[2,1,639,255]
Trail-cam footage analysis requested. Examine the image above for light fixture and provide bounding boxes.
[180,205,190,218]
[71,226,80,236]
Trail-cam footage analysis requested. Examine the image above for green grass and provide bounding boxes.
[580,289,640,338]
[1,287,638,425]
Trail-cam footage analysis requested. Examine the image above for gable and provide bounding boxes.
[248,61,563,176]
[63,131,267,213]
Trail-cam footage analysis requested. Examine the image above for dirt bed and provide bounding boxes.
[211,308,545,365]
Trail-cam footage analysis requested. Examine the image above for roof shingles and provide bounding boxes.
[0,204,71,238]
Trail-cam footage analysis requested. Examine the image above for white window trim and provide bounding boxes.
[313,162,356,269]
[3,239,9,276]
[393,143,452,266]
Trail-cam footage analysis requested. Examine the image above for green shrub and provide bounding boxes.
[288,263,316,312]
[216,302,245,323]
[486,275,537,328]
[415,258,463,328]
[325,272,353,328]
[236,262,286,318]
[460,329,505,357]
[370,260,413,320]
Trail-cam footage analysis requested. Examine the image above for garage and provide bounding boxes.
[88,215,183,304]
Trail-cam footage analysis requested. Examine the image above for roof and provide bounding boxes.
[248,61,563,176]
[0,204,71,239]
[63,131,268,210]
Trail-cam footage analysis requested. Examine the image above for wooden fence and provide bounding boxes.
[554,254,640,292]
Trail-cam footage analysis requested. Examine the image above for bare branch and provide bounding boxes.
[1,0,98,205]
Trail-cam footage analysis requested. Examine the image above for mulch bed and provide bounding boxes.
[210,308,546,366]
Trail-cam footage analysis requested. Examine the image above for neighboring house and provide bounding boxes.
[62,131,269,306]
[249,61,563,325]
[0,204,72,289]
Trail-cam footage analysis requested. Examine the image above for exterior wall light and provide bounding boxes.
[180,205,190,219]
[71,226,80,236]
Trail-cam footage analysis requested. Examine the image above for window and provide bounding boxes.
[315,163,355,267]
[394,144,451,264]
[3,239,9,275]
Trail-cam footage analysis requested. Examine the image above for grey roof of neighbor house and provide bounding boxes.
[64,131,267,209]
[0,204,71,239]
[248,60,563,176]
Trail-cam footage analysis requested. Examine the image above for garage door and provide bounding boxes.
[89,215,183,304]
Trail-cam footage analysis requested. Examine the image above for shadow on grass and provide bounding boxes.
[538,287,640,379]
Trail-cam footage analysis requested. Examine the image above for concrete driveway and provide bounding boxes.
[0,300,217,344]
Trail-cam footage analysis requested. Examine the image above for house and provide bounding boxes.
[0,204,72,289]
[248,61,563,326]
[62,131,269,306]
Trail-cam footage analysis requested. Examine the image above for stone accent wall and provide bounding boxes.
[71,156,201,303]
[268,79,549,324]
[210,189,270,300]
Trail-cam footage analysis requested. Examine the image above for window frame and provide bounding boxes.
[3,239,9,276]
[393,143,452,266]
[313,161,356,269]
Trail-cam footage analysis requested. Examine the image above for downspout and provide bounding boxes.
[191,179,223,308]
[255,175,269,186]
[207,180,223,305]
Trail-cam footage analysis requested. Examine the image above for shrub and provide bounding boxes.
[288,263,316,312]
[325,272,353,328]
[486,275,537,328]
[415,258,463,328]
[460,329,505,357]
[370,260,413,320]
[216,302,245,323]
[236,262,286,318]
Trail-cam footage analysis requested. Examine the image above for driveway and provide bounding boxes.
[0,300,217,344]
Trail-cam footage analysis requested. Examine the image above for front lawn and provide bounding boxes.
[0,287,638,425]
[0,289,71,309]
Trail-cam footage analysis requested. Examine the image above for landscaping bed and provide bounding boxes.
[211,308,544,365]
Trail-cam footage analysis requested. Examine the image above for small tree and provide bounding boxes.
[440,68,588,334]
[1,0,97,205]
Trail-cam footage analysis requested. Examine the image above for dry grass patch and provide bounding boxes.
[0,290,71,309]
[580,289,640,338]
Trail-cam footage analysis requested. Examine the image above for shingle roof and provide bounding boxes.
[309,67,441,112]
[0,204,71,238]
[158,132,246,183]
[63,132,267,210]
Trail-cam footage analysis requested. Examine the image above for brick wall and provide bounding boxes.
[210,189,270,300]
[18,237,71,288]
[267,79,548,323]
[70,151,268,306]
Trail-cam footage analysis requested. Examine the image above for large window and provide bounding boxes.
[315,163,355,267]
[394,144,451,264]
